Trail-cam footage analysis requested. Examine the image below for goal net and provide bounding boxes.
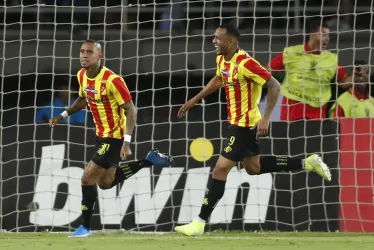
[1,0,373,233]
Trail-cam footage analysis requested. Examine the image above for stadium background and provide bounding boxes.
[0,0,374,233]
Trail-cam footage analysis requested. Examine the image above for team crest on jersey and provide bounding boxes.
[84,87,98,94]
[100,84,107,95]
[232,66,238,78]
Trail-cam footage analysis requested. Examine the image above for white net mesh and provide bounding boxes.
[0,0,373,232]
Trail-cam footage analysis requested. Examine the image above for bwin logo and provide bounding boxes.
[29,144,272,227]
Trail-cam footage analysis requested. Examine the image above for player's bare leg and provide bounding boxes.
[241,155,261,175]
[241,154,331,181]
[174,155,236,236]
[69,161,106,238]
[97,168,116,189]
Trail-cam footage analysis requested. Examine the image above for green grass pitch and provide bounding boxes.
[1,231,374,250]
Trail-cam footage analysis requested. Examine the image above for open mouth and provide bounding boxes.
[214,45,219,52]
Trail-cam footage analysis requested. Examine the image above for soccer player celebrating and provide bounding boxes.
[175,24,331,236]
[267,19,352,121]
[49,40,174,237]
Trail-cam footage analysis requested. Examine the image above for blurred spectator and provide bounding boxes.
[160,0,185,32]
[329,60,374,118]
[325,0,353,31]
[35,83,86,124]
[267,18,352,121]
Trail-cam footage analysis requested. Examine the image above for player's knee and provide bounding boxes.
[244,163,260,175]
[81,162,102,185]
[97,174,115,190]
[212,163,231,178]
[98,182,111,190]
[81,173,96,185]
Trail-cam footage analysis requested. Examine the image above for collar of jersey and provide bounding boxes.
[349,87,370,100]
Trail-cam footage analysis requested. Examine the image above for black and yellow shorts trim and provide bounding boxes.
[91,137,123,169]
[220,124,260,162]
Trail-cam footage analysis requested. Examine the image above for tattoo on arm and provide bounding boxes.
[263,76,280,119]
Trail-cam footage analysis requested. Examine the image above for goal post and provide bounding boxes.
[0,0,373,233]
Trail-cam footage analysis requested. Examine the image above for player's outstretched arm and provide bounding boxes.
[120,100,137,160]
[177,75,223,118]
[49,96,87,127]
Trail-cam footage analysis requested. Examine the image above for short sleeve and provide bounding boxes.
[242,59,271,86]
[216,56,222,77]
[78,84,83,97]
[269,53,284,71]
[109,77,132,106]
[337,62,347,82]
[77,69,85,97]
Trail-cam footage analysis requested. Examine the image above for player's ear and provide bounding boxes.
[229,37,235,45]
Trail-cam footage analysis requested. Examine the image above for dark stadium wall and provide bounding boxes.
[0,120,340,232]
[0,35,372,77]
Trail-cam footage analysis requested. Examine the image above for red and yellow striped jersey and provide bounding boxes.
[77,66,132,139]
[216,48,271,127]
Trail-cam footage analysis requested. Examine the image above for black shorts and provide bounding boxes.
[91,137,123,169]
[220,124,260,162]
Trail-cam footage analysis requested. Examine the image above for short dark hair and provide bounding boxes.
[218,23,240,39]
[85,39,99,44]
[306,18,329,33]
[83,39,102,51]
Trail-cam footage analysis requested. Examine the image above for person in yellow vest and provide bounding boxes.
[329,60,373,118]
[267,18,352,121]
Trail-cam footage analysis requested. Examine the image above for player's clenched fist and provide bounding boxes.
[177,99,197,118]
[252,117,270,138]
[49,115,63,128]
[120,142,132,160]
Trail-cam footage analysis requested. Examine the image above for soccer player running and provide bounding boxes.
[49,40,174,237]
[175,24,331,236]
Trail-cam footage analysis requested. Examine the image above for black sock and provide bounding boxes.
[198,178,226,221]
[110,159,153,188]
[81,185,97,229]
[259,156,304,174]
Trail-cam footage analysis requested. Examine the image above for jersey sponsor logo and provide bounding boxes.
[221,70,231,77]
[84,87,98,94]
[86,95,108,103]
[29,144,273,226]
